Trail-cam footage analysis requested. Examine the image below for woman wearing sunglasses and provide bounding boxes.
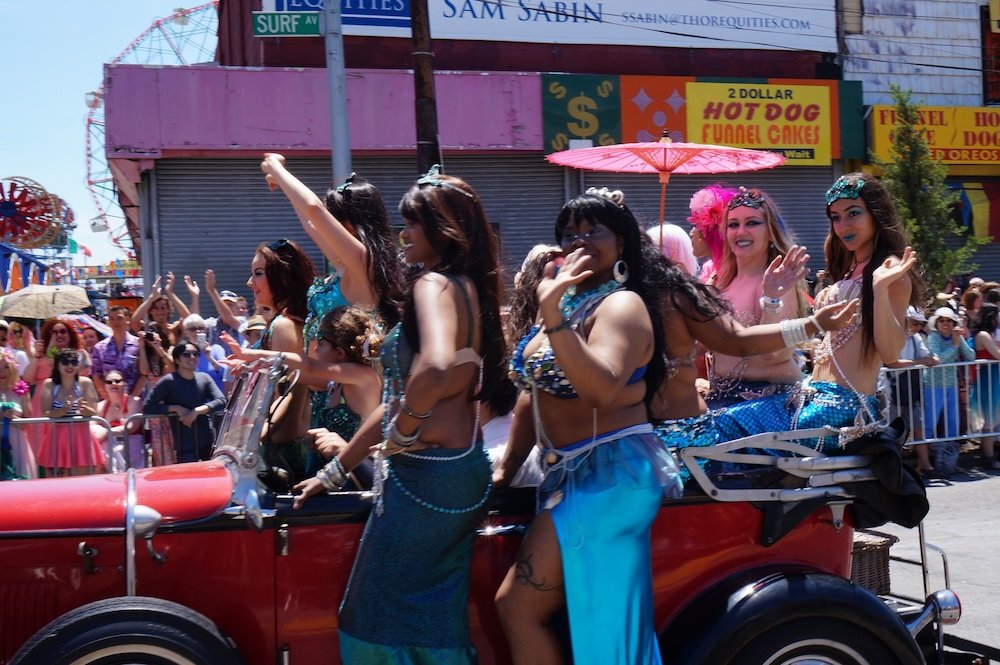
[143,342,226,464]
[37,350,102,477]
[93,369,145,470]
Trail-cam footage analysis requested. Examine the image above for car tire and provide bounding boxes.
[11,596,243,665]
[728,617,899,665]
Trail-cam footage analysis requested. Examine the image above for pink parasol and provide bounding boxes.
[546,134,786,244]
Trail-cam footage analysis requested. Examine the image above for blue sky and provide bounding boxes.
[1,1,213,266]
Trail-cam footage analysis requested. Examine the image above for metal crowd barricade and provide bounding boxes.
[13,415,114,477]
[883,356,1000,449]
[121,412,222,470]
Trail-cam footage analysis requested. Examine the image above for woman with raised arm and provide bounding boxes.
[714,173,923,451]
[129,273,188,347]
[705,187,810,409]
[493,188,678,665]
[292,167,505,664]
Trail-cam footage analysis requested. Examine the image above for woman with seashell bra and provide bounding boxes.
[704,187,811,410]
[714,173,923,452]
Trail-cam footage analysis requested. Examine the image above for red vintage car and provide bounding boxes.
[0,357,991,664]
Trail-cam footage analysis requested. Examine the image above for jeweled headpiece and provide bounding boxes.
[335,173,357,196]
[585,186,625,207]
[416,164,475,199]
[727,186,766,210]
[825,175,864,205]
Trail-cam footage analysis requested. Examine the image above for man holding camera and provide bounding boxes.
[91,306,141,399]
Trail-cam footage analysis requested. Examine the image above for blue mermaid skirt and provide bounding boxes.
[338,444,492,664]
[713,381,879,452]
[653,412,721,485]
[540,429,677,665]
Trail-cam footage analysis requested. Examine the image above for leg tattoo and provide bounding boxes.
[514,553,562,592]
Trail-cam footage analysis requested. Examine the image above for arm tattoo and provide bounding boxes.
[514,553,562,592]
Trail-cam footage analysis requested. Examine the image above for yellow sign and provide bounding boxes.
[991,0,1000,33]
[685,82,832,165]
[871,105,1000,164]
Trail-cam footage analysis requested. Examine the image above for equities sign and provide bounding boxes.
[260,0,836,50]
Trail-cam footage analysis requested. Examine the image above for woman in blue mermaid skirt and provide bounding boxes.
[494,188,678,665]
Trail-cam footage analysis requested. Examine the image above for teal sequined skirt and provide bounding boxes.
[338,444,491,662]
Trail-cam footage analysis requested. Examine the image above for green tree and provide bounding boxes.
[874,85,987,296]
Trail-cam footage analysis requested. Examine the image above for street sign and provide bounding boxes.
[252,11,322,37]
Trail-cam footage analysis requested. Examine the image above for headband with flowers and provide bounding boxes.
[687,185,737,267]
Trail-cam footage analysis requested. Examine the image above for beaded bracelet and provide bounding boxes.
[316,457,348,491]
[543,318,572,335]
[759,295,783,312]
[399,397,432,420]
[779,318,810,347]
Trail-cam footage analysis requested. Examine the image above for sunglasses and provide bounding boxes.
[180,351,199,359]
[106,378,124,385]
[268,238,290,251]
[59,357,80,366]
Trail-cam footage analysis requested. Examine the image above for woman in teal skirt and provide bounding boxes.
[294,165,505,664]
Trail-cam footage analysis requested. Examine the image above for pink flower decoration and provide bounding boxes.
[12,380,29,396]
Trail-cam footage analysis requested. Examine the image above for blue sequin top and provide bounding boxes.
[303,273,349,346]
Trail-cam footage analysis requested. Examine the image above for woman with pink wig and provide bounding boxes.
[687,184,737,284]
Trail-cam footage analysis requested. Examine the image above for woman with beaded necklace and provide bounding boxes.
[292,166,504,664]
[705,187,810,410]
[714,173,922,451]
[494,188,677,665]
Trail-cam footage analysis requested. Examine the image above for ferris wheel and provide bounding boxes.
[85,2,219,259]
[0,177,73,249]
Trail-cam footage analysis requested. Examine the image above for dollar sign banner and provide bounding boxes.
[543,74,621,155]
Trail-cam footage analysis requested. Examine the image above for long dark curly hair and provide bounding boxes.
[398,173,506,402]
[554,192,666,405]
[325,177,405,327]
[825,172,926,359]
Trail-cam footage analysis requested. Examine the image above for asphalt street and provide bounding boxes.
[879,461,1000,651]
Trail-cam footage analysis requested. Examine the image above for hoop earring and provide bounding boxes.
[613,259,629,284]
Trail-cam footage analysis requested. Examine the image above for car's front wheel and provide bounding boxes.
[729,617,899,665]
[12,596,243,665]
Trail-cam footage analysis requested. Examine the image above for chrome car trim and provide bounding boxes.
[906,589,962,637]
[125,468,137,596]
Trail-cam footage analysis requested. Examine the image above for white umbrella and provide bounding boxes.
[0,284,91,319]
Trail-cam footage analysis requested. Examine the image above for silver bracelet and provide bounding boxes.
[316,456,348,491]
[399,397,432,420]
[387,418,420,448]
[780,318,810,347]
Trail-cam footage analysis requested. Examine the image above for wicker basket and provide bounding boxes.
[850,529,899,595]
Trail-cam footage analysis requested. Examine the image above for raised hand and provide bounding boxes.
[536,248,591,315]
[150,275,163,297]
[164,272,176,295]
[873,246,918,291]
[204,269,217,292]
[260,153,287,192]
[184,274,200,298]
[762,245,809,299]
[813,298,859,332]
